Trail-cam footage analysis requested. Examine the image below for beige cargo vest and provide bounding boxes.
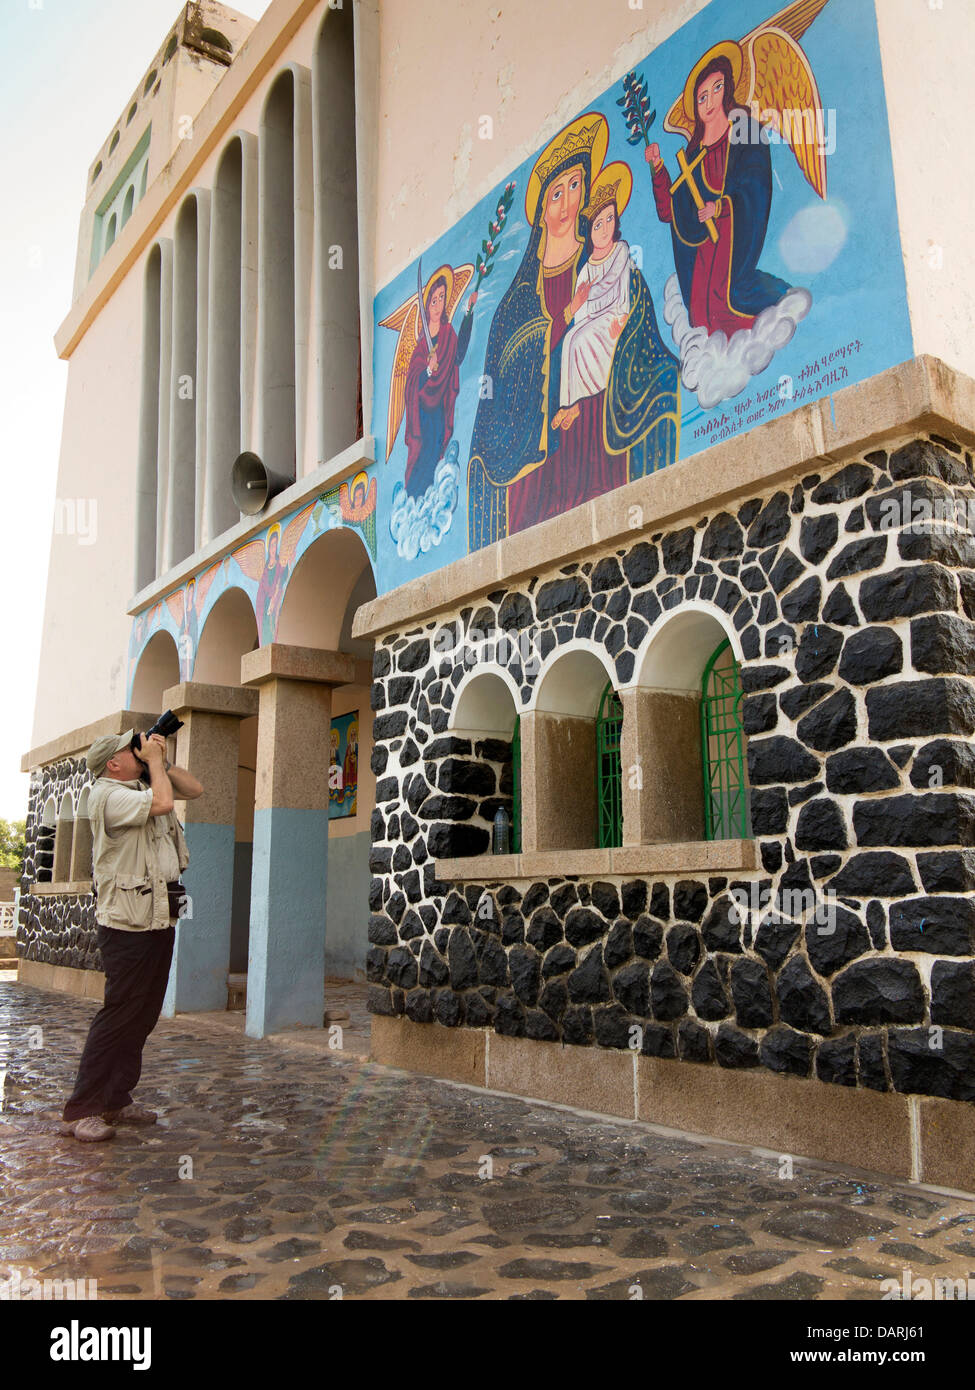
[88,777,189,930]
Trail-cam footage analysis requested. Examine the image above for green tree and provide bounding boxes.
[0,819,26,876]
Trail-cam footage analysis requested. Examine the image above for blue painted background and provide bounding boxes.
[370,0,910,593]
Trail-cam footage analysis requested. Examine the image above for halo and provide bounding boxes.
[422,264,454,313]
[525,112,609,226]
[681,40,744,123]
[265,522,282,554]
[582,162,633,221]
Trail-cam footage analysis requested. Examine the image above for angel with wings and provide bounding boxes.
[233,503,315,645]
[378,262,477,497]
[646,0,830,341]
[165,564,220,678]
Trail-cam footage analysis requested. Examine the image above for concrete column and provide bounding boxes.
[520,711,597,852]
[622,688,704,845]
[160,682,258,1015]
[241,644,355,1038]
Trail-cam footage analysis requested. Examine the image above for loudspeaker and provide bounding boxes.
[231,452,291,516]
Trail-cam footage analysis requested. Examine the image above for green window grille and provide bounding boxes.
[701,639,749,840]
[596,682,624,848]
[511,715,522,853]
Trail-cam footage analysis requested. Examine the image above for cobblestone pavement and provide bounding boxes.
[2,979,974,1301]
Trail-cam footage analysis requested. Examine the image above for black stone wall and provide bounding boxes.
[367,436,975,1103]
[19,758,100,970]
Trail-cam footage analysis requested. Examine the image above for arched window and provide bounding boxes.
[36,798,57,883]
[70,787,93,882]
[445,667,518,856]
[701,639,748,840]
[54,793,74,882]
[200,27,232,53]
[596,682,623,848]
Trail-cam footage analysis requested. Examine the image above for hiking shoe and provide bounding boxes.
[102,1103,158,1125]
[59,1116,116,1142]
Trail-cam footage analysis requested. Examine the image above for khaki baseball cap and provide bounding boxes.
[86,729,135,777]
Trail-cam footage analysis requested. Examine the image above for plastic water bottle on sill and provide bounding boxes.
[493,807,510,856]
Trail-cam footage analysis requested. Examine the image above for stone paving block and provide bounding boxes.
[2,979,974,1302]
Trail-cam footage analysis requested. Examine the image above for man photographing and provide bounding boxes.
[59,728,203,1141]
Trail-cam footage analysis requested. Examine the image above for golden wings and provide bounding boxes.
[664,0,831,200]
[378,262,475,463]
[232,502,316,581]
[163,561,221,627]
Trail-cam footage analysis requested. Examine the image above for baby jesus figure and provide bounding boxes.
[553,194,631,432]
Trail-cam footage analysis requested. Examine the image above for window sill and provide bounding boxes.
[434,840,758,882]
[29,881,94,897]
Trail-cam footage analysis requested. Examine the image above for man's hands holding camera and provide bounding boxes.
[134,732,168,766]
[133,733,203,807]
[134,734,177,816]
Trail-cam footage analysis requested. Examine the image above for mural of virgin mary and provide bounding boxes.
[467,112,680,550]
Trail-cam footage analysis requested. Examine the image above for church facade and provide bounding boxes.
[20,0,975,1185]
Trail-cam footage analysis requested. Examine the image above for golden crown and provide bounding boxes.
[583,177,622,220]
[533,119,603,188]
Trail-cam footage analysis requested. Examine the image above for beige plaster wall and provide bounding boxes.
[875,0,975,380]
[33,275,146,747]
[373,0,710,287]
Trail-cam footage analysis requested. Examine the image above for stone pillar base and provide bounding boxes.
[370,1015,975,1195]
[16,959,105,1001]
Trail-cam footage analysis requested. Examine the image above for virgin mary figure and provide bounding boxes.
[467,112,680,550]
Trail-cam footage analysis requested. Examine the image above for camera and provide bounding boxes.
[131,710,184,783]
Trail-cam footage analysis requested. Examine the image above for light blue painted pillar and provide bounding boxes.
[241,644,356,1038]
[160,682,258,1016]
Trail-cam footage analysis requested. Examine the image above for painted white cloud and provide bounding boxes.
[778,200,848,275]
[389,442,462,561]
[663,274,812,411]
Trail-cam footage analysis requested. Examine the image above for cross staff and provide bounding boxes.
[670,147,719,244]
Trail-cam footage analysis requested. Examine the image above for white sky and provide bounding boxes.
[0,0,271,822]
